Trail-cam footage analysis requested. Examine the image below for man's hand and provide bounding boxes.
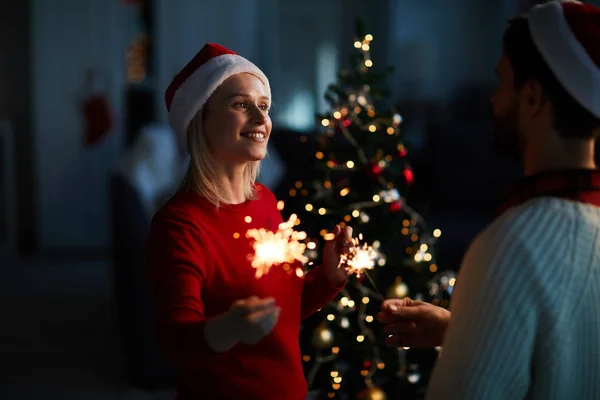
[377,298,451,348]
[321,224,353,285]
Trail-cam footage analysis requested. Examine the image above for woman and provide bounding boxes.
[146,43,352,400]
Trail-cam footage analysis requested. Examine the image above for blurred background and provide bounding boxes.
[2,0,596,399]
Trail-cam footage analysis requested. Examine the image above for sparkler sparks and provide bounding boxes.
[340,233,378,277]
[246,214,309,278]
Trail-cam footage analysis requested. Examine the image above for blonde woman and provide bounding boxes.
[146,43,352,400]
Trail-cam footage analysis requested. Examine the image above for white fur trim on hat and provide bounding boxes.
[168,54,271,151]
[529,0,600,118]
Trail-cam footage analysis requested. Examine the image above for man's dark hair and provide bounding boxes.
[503,16,600,139]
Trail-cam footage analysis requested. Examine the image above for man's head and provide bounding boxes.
[491,1,600,160]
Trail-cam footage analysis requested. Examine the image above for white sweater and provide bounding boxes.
[426,197,600,399]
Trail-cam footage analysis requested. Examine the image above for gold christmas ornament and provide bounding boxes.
[387,277,409,299]
[357,386,387,400]
[312,323,334,349]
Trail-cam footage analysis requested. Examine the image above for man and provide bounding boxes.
[377,1,600,398]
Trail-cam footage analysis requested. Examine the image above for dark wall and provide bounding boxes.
[0,0,35,254]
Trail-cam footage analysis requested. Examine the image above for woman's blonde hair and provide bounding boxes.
[180,110,261,207]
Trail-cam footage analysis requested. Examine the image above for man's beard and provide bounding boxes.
[492,103,522,160]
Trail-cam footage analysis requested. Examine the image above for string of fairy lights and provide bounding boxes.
[238,29,458,399]
[286,32,453,399]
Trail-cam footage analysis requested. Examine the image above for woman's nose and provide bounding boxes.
[251,105,268,124]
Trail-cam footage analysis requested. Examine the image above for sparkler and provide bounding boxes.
[340,233,385,301]
[246,214,309,278]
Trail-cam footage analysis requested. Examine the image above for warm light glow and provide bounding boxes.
[347,300,355,307]
[340,233,378,277]
[326,160,336,168]
[331,371,338,378]
[424,253,433,262]
[316,151,324,159]
[372,194,381,202]
[420,244,428,251]
[387,127,395,135]
[307,241,316,249]
[340,188,350,197]
[324,233,335,240]
[430,264,438,273]
[295,181,303,188]
[324,180,332,189]
[411,234,419,242]
[401,228,409,235]
[333,111,342,119]
[354,41,362,48]
[305,204,314,212]
[327,314,335,321]
[333,377,342,384]
[377,362,385,369]
[344,215,351,222]
[346,160,355,169]
[246,214,308,278]
[368,124,377,132]
[356,335,365,342]
[365,315,374,322]
[365,34,373,41]
[402,219,410,227]
[449,278,456,286]
[362,297,370,304]
[277,200,285,211]
[318,208,327,215]
[433,229,442,237]
[365,60,373,67]
[340,297,349,306]
[289,188,297,196]
[321,118,330,126]
[332,347,339,354]
[352,210,360,218]
[233,232,240,239]
[303,355,311,362]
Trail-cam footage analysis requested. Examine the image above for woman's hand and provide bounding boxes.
[204,296,280,352]
[322,224,353,285]
[229,296,281,345]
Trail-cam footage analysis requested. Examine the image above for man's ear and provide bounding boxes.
[521,79,545,116]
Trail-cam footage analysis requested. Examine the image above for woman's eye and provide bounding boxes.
[260,104,270,111]
[234,102,247,108]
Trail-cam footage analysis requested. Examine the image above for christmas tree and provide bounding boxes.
[279,20,456,399]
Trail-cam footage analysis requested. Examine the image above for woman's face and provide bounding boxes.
[202,73,272,164]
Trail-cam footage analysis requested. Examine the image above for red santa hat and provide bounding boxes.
[165,43,271,151]
[528,1,600,118]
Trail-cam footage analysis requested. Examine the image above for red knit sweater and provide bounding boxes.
[146,184,343,400]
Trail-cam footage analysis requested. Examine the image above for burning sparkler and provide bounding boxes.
[246,214,309,278]
[340,233,377,277]
[340,233,385,301]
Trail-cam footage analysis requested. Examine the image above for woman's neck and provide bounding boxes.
[214,163,247,204]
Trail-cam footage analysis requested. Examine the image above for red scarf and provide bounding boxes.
[497,168,600,215]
